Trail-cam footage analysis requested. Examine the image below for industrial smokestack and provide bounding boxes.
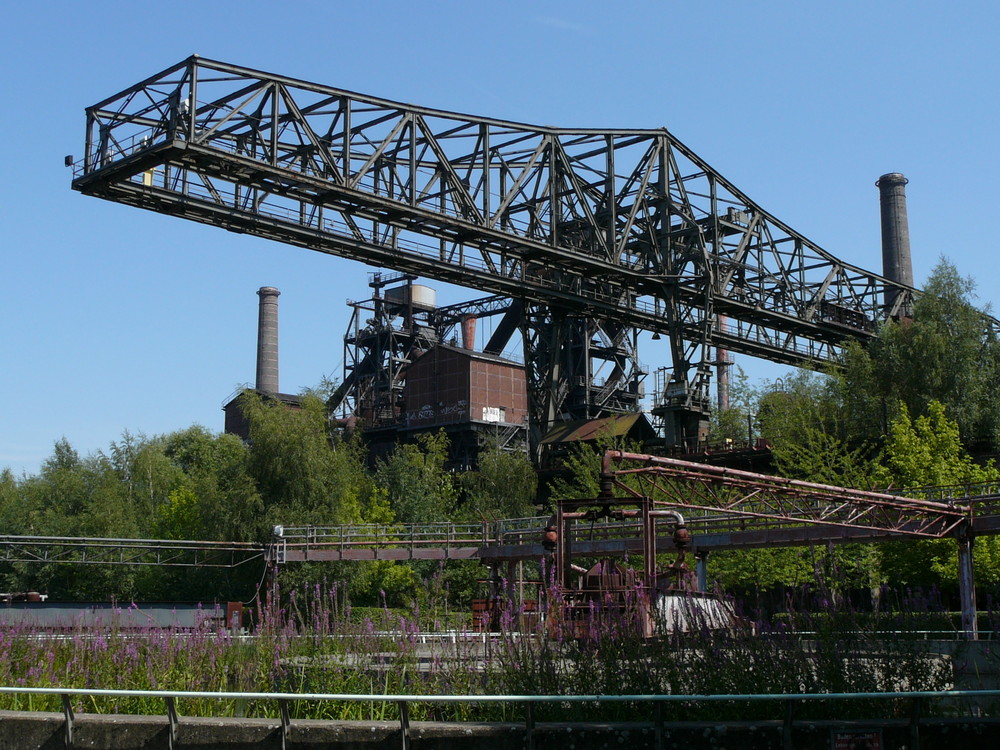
[461,315,477,351]
[716,314,730,411]
[255,286,280,393]
[876,173,914,316]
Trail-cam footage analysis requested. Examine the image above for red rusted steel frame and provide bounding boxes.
[602,450,970,539]
[621,472,965,538]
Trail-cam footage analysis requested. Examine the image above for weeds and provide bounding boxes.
[0,579,966,722]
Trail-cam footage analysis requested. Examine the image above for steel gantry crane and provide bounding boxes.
[71,56,919,456]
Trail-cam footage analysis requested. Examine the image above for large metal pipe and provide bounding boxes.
[876,173,914,315]
[255,286,280,394]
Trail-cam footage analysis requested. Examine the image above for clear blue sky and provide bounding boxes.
[4,1,999,476]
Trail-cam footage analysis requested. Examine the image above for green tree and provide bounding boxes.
[11,439,145,599]
[161,426,262,542]
[756,370,878,485]
[375,431,456,523]
[238,390,402,605]
[460,445,537,522]
[874,401,1000,591]
[874,402,996,489]
[712,372,885,601]
[242,391,373,529]
[545,421,647,502]
[840,259,1000,448]
[707,365,757,444]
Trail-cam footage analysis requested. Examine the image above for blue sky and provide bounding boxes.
[4,1,1000,476]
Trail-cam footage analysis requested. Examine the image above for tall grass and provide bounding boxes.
[0,578,962,722]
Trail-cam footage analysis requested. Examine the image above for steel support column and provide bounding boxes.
[957,523,978,640]
[695,551,709,593]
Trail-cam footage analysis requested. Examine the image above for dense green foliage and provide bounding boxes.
[0,393,537,607]
[839,262,1000,447]
[703,259,1000,604]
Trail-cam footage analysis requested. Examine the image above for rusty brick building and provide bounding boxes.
[404,345,527,430]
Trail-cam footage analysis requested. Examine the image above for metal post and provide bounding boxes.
[506,560,517,620]
[397,700,411,750]
[782,699,794,750]
[654,700,664,750]
[165,696,178,750]
[83,111,95,174]
[525,701,535,750]
[61,694,74,749]
[187,58,198,142]
[643,496,656,587]
[957,523,978,640]
[518,560,524,614]
[279,699,291,750]
[909,696,923,750]
[695,552,709,593]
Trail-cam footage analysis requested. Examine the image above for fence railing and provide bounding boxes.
[2,686,999,750]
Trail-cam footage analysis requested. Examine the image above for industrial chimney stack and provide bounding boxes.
[876,173,914,316]
[255,286,280,394]
[461,315,477,351]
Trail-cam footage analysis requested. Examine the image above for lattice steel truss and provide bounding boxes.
[0,535,265,568]
[601,451,970,539]
[329,273,520,426]
[72,56,921,447]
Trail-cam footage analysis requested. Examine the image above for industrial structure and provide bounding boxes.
[70,56,932,461]
[269,449,993,638]
[327,273,530,468]
[52,56,1000,643]
[222,285,305,440]
[1,448,994,635]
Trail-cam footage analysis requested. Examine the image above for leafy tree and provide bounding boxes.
[707,365,757,444]
[460,445,537,522]
[161,426,262,542]
[756,370,878,484]
[8,439,146,599]
[375,431,456,523]
[709,371,885,602]
[0,469,17,526]
[707,548,814,603]
[839,259,1000,448]
[544,421,648,503]
[874,402,997,489]
[242,391,372,529]
[874,401,1000,591]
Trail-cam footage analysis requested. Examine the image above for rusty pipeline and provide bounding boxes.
[541,509,687,549]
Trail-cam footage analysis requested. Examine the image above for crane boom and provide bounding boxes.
[72,56,926,449]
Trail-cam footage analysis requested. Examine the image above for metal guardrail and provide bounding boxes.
[2,686,1000,750]
[278,506,929,558]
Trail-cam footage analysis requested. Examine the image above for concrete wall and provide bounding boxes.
[3,711,1000,750]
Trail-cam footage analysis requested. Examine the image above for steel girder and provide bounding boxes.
[0,535,265,568]
[519,306,645,452]
[428,293,514,346]
[601,451,971,539]
[330,279,521,422]
[72,57,927,443]
[332,273,439,423]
